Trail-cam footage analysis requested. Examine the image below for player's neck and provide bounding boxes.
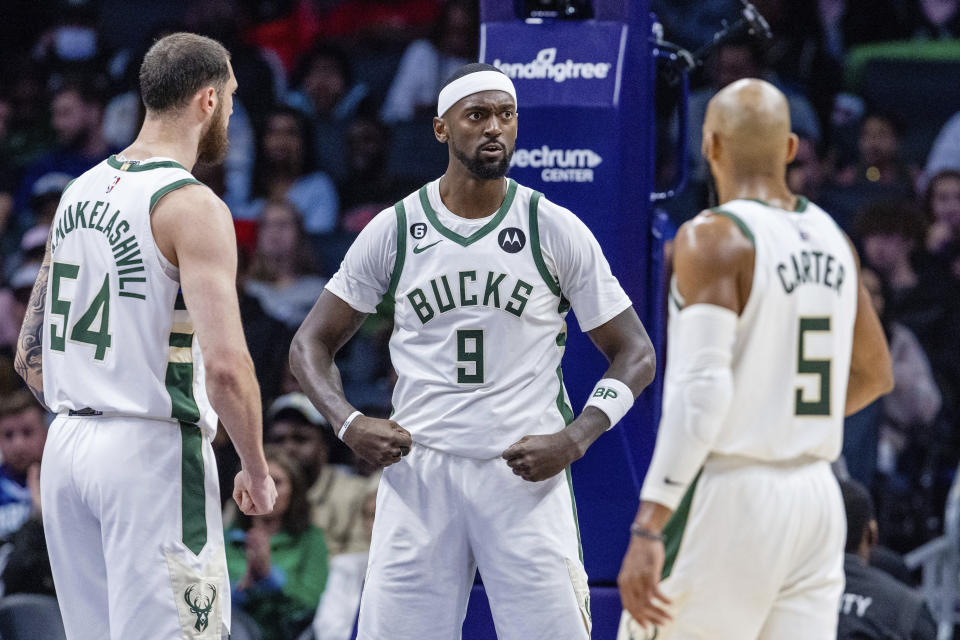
[716,175,797,211]
[438,170,507,220]
[120,117,202,172]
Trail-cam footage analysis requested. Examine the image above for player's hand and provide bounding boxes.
[501,432,578,482]
[342,416,412,468]
[233,469,278,516]
[618,533,672,628]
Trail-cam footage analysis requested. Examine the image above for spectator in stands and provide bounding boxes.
[240,106,339,235]
[30,4,106,83]
[1,59,56,170]
[338,114,417,233]
[837,478,937,640]
[815,0,911,59]
[0,92,18,242]
[923,169,960,279]
[27,173,69,230]
[855,202,960,414]
[243,0,323,73]
[911,0,960,40]
[17,79,110,212]
[380,0,478,124]
[925,111,960,187]
[0,263,40,354]
[184,0,281,126]
[265,393,374,556]
[317,0,442,47]
[226,447,329,640]
[836,111,917,192]
[685,37,821,182]
[0,390,46,541]
[787,133,831,203]
[236,245,294,406]
[286,43,369,180]
[244,199,327,328]
[860,268,941,480]
[754,0,842,128]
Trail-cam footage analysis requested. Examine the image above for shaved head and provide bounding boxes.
[703,78,796,177]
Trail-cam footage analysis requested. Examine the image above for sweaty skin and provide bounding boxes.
[617,79,893,628]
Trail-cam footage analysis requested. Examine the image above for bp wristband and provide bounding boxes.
[584,378,634,430]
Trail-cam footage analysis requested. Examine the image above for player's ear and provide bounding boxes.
[702,129,717,161]
[784,133,799,165]
[433,116,448,143]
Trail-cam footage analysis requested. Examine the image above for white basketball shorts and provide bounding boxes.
[41,415,230,640]
[357,443,591,640]
[619,457,845,640]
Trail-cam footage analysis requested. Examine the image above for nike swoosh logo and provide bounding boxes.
[664,477,684,486]
[413,240,442,254]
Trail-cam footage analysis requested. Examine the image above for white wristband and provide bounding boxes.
[339,410,363,440]
[584,378,634,430]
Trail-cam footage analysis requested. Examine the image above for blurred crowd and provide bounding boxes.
[0,0,958,636]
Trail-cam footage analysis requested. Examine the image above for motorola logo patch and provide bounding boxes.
[498,228,526,253]
[410,223,427,239]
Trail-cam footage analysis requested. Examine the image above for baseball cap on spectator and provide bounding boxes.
[31,172,73,202]
[10,263,40,303]
[20,224,50,259]
[267,393,331,430]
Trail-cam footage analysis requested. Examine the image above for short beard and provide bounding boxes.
[452,140,512,181]
[196,99,229,166]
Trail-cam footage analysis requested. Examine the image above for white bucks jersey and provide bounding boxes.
[671,198,857,462]
[42,155,217,436]
[386,179,572,458]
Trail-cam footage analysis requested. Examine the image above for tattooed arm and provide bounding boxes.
[14,235,51,407]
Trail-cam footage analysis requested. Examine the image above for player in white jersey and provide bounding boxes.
[616,79,894,640]
[290,63,657,639]
[14,33,276,640]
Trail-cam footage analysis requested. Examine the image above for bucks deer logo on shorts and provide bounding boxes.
[184,583,217,632]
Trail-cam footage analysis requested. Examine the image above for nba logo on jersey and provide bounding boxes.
[106,176,121,193]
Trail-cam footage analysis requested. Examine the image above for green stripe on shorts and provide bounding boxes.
[661,469,702,580]
[180,423,207,555]
[565,468,584,564]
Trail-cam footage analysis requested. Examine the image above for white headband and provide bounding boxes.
[437,70,517,117]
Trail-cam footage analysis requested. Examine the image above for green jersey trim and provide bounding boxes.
[419,179,517,247]
[565,468,584,564]
[528,190,562,297]
[711,208,756,247]
[386,200,407,300]
[149,178,203,214]
[107,155,189,172]
[661,469,702,580]
[744,196,808,213]
[180,422,207,555]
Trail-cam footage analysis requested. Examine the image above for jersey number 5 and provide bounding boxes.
[795,317,831,416]
[49,262,113,361]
